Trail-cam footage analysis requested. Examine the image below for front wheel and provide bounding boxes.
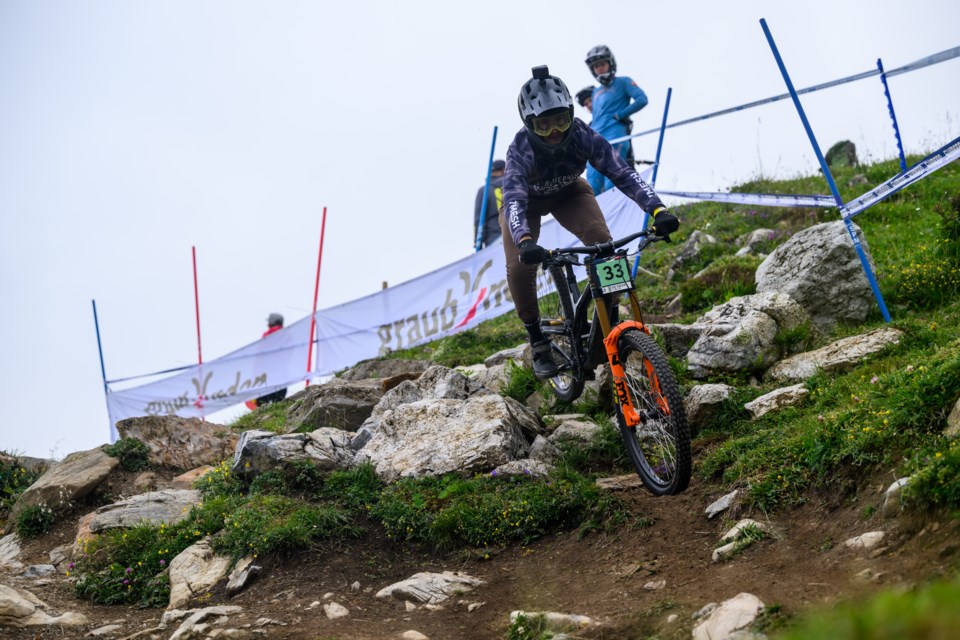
[614,329,691,496]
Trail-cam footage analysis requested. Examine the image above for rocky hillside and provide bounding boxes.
[2,157,959,639]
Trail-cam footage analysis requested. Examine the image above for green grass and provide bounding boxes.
[774,578,960,640]
[0,455,43,526]
[371,466,624,551]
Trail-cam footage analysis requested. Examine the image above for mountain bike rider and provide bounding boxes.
[500,65,680,379]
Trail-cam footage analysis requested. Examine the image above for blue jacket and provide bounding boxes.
[502,119,665,246]
[591,76,648,140]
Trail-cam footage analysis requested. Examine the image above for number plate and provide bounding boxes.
[595,257,634,293]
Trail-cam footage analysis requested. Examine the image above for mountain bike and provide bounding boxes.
[534,228,691,495]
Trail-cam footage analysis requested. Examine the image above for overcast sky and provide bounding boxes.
[1,1,957,459]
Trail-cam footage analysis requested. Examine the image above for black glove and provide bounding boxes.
[652,209,680,237]
[518,240,548,265]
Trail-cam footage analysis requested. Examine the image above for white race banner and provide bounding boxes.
[105,188,650,429]
[105,318,316,435]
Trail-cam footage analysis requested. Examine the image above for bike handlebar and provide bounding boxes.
[544,228,663,263]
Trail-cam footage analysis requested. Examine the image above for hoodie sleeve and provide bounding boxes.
[586,127,665,213]
[501,136,535,246]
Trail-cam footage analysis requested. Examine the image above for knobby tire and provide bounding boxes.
[615,329,691,495]
[538,265,585,403]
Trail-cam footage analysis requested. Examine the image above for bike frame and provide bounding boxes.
[543,233,669,429]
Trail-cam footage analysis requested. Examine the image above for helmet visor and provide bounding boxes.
[531,111,572,137]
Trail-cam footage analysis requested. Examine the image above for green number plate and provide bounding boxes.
[596,257,634,293]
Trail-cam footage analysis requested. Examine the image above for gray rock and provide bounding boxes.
[356,394,534,482]
[225,556,261,595]
[116,416,238,470]
[735,228,776,250]
[756,221,876,332]
[0,534,24,571]
[825,139,858,168]
[339,358,432,381]
[844,531,885,550]
[168,538,233,609]
[89,490,202,533]
[766,327,903,382]
[705,490,740,519]
[882,477,911,518]
[323,602,349,619]
[665,230,718,282]
[375,571,484,604]
[0,583,88,628]
[484,344,528,368]
[528,435,562,465]
[508,610,594,633]
[232,428,354,475]
[686,292,810,378]
[283,379,385,433]
[650,323,706,359]
[692,592,764,640]
[6,447,119,530]
[744,384,809,419]
[20,564,56,578]
[685,384,736,433]
[547,418,601,446]
[491,459,553,478]
[595,474,644,491]
[164,605,244,640]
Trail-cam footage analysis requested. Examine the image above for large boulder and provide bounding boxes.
[354,366,542,481]
[88,489,203,532]
[686,292,811,379]
[766,327,903,382]
[756,221,877,332]
[232,427,355,475]
[116,416,238,470]
[5,448,118,531]
[355,394,538,482]
[283,378,386,433]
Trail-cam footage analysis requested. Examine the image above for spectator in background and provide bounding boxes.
[474,159,505,248]
[575,86,594,115]
[244,313,288,410]
[584,45,648,194]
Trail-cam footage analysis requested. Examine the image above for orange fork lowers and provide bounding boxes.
[602,321,670,427]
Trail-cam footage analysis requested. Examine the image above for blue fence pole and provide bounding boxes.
[92,299,118,443]
[633,87,673,279]
[877,58,907,173]
[474,126,499,252]
[759,18,891,323]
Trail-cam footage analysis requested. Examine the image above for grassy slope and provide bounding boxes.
[3,155,958,636]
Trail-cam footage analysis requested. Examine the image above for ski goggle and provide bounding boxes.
[531,111,572,137]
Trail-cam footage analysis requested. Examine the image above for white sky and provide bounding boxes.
[1,1,958,459]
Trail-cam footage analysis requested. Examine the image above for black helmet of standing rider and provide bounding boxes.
[585,45,617,86]
[575,86,594,109]
[517,65,575,156]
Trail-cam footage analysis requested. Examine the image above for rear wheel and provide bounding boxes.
[615,329,691,495]
[536,265,585,403]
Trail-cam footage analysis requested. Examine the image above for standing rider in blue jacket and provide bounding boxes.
[500,66,679,379]
[584,45,648,195]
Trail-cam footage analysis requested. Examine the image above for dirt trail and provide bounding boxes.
[7,468,958,640]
